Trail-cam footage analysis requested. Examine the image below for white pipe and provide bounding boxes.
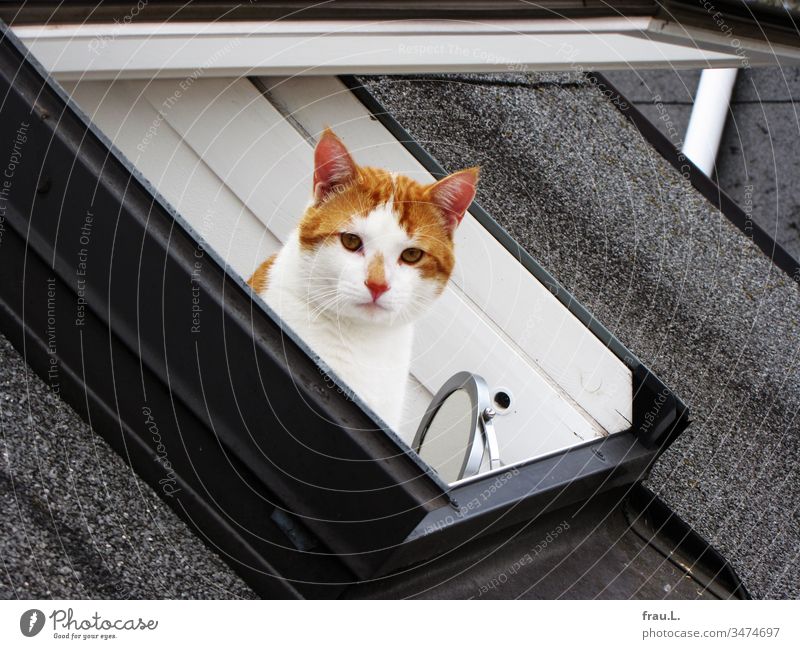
[682,67,738,177]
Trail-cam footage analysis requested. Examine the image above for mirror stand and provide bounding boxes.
[412,372,502,484]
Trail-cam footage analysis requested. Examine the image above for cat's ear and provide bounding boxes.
[427,167,479,232]
[313,128,357,204]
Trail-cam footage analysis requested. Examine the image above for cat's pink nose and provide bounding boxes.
[365,279,390,302]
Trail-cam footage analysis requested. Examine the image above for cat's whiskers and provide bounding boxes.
[309,293,344,321]
[306,288,344,308]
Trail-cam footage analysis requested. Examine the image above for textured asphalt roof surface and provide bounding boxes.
[0,331,253,598]
[2,70,799,599]
[362,72,800,599]
[603,67,800,262]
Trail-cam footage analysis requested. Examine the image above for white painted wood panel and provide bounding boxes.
[140,78,310,243]
[13,19,751,82]
[61,79,279,279]
[260,75,633,433]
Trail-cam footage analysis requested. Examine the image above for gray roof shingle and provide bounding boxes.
[361,73,800,599]
[0,332,254,598]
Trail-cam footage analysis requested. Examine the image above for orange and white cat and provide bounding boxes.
[248,129,478,431]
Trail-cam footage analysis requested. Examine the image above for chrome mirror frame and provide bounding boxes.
[412,371,502,483]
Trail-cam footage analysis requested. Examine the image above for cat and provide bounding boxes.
[248,128,478,431]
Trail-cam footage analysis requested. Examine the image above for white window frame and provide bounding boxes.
[14,16,787,83]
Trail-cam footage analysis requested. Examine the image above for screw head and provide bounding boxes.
[482,407,496,421]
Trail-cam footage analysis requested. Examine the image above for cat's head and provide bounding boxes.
[297,128,478,326]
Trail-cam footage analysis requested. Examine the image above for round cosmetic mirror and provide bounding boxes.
[413,372,502,484]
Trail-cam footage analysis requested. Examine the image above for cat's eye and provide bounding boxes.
[400,248,424,264]
[340,232,363,252]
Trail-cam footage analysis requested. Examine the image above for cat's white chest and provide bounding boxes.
[260,248,412,430]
